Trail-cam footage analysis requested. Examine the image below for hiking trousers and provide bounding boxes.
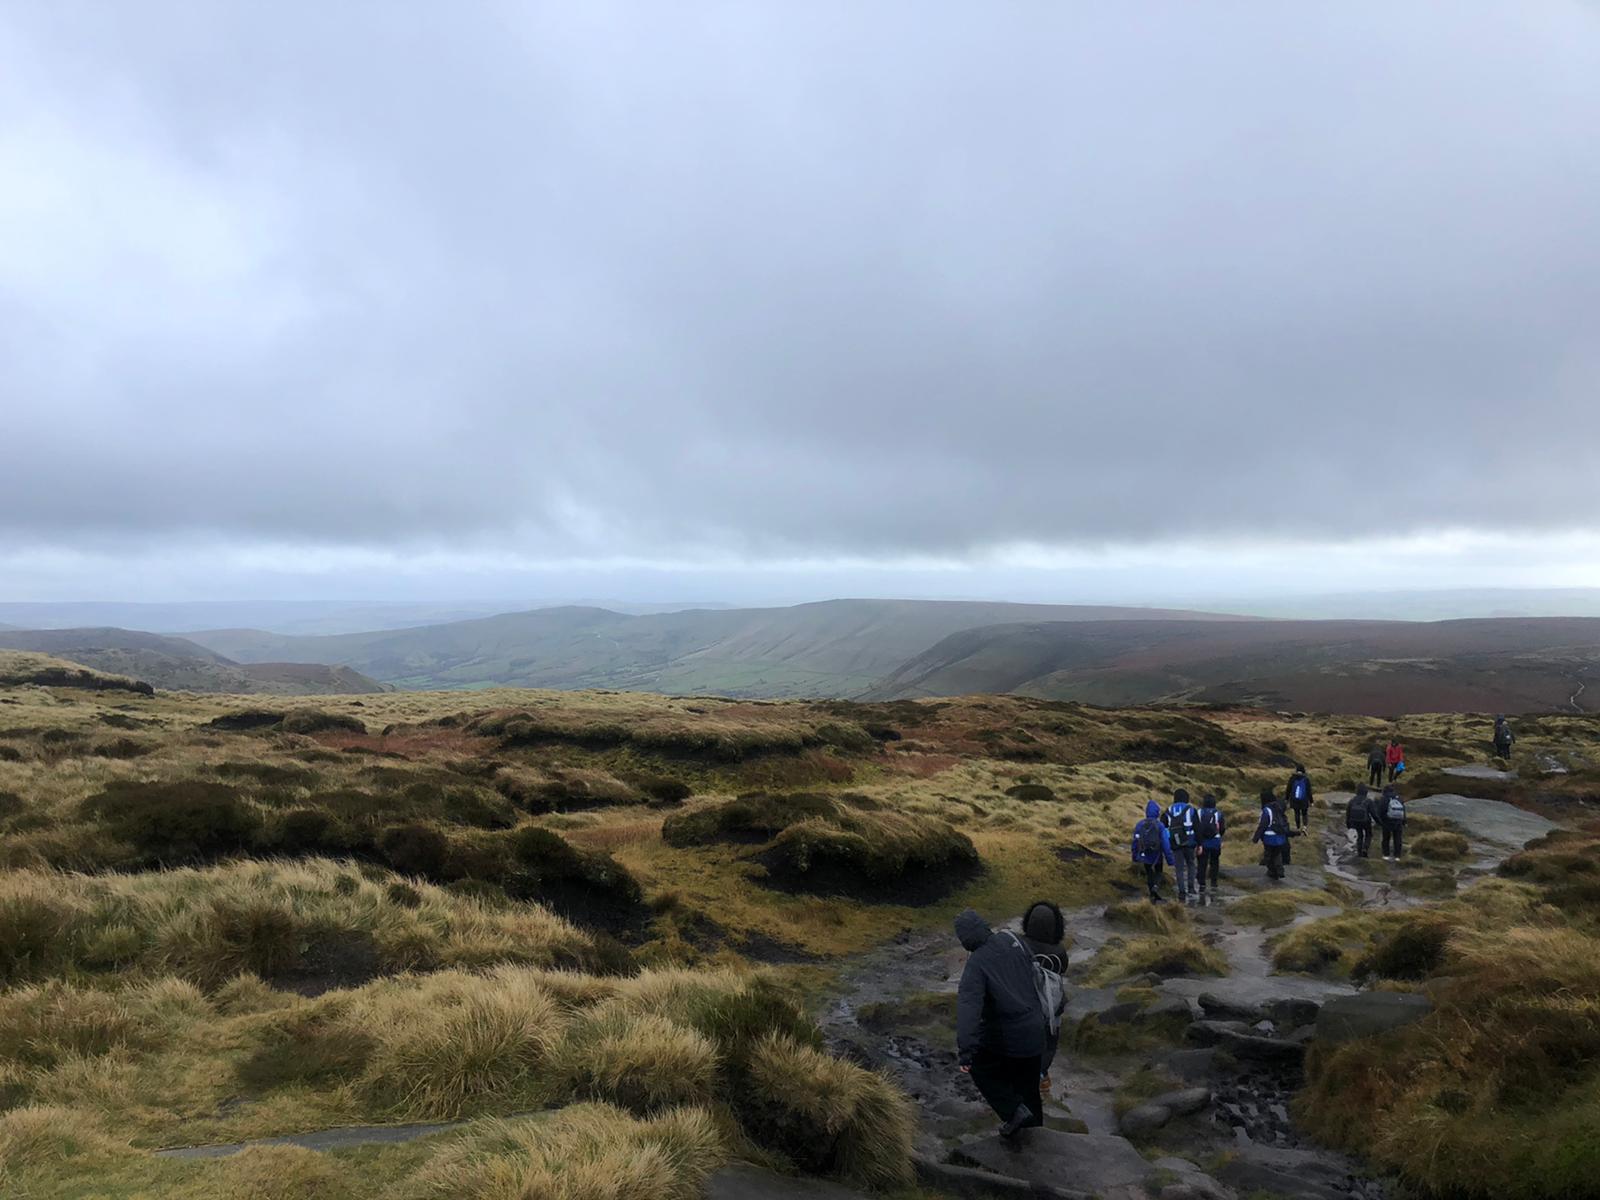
[1388,764,1400,783]
[1142,861,1164,899]
[1197,846,1221,890]
[1352,824,1372,857]
[1382,822,1405,858]
[1368,763,1383,788]
[1263,843,1286,880]
[1172,844,1196,898]
[967,1049,1044,1127]
[1291,802,1308,830]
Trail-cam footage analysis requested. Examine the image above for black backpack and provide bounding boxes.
[1197,807,1220,841]
[1268,805,1289,838]
[1346,795,1370,827]
[1290,776,1309,804]
[1169,803,1197,847]
[1136,818,1163,858]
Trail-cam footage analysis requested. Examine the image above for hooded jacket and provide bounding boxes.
[1367,746,1386,768]
[1252,798,1288,846]
[1131,800,1174,865]
[1197,796,1225,851]
[1366,787,1390,826]
[1286,770,1313,808]
[1166,791,1199,848]
[1386,741,1405,767]
[1346,787,1372,828]
[954,909,1047,1064]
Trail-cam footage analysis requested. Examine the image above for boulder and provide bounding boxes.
[913,1156,1087,1199]
[1185,1019,1250,1047]
[706,1165,871,1199]
[1217,1031,1306,1067]
[1142,996,1195,1023]
[1164,1047,1216,1081]
[954,1129,1154,1200]
[1265,998,1321,1027]
[1095,1002,1146,1026]
[1316,992,1433,1045]
[1157,1087,1213,1118]
[1119,1102,1172,1138]
[1198,992,1263,1022]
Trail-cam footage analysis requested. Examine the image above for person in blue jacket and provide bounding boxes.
[1195,793,1226,903]
[1131,799,1175,903]
[1250,785,1290,881]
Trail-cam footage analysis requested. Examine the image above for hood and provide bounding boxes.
[1144,800,1162,819]
[954,909,991,952]
[1201,795,1217,808]
[1172,788,1190,805]
[1023,900,1065,947]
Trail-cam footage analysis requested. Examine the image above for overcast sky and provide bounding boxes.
[3,2,1599,606]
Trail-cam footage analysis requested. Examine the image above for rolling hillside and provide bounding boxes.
[863,616,1600,714]
[183,598,1242,696]
[0,628,389,695]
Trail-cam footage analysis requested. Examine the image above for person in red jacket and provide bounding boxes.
[1385,736,1405,783]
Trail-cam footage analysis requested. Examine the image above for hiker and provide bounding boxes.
[1367,743,1386,789]
[1286,764,1314,831]
[1345,783,1374,858]
[1380,786,1407,860]
[1494,716,1515,761]
[1251,785,1289,881]
[1166,788,1200,904]
[1131,800,1175,903]
[954,909,1048,1139]
[1386,736,1405,783]
[1196,792,1226,902]
[1021,901,1068,1091]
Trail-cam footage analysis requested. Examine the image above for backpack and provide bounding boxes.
[1290,776,1309,803]
[1386,795,1406,823]
[1136,819,1163,858]
[1005,932,1066,1037]
[1267,805,1289,838]
[1346,795,1370,828]
[1197,807,1220,842]
[1169,804,1196,848]
[1393,761,1406,777]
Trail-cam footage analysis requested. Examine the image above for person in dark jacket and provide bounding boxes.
[1250,786,1289,881]
[1195,793,1225,902]
[1494,716,1514,761]
[1366,744,1386,789]
[1345,783,1374,858]
[955,909,1047,1138]
[1166,789,1200,904]
[1021,900,1067,1090]
[1286,765,1313,831]
[1379,786,1406,860]
[1131,800,1175,903]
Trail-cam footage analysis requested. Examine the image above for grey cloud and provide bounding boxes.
[2,0,1599,563]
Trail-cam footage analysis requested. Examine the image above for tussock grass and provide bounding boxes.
[1410,831,1471,862]
[217,1144,354,1200]
[411,1104,727,1200]
[1086,930,1227,985]
[1227,888,1336,928]
[558,1010,718,1113]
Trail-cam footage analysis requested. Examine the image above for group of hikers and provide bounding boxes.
[1128,763,1328,901]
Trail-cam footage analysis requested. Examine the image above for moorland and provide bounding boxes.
[1,649,1598,1198]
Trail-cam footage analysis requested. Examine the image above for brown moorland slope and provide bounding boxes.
[864,616,1600,714]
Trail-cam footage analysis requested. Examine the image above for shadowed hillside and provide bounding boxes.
[184,598,1243,696]
[0,628,389,696]
[864,617,1600,714]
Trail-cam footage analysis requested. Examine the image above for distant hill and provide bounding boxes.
[183,598,1242,696]
[0,628,390,695]
[863,616,1600,715]
[0,650,154,695]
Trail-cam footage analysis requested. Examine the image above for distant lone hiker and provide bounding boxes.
[1166,789,1200,905]
[954,909,1047,1140]
[1132,800,1175,903]
[1386,736,1405,783]
[1286,764,1314,831]
[1196,793,1226,903]
[1346,783,1374,858]
[1367,744,1386,789]
[1494,716,1515,761]
[1251,786,1289,881]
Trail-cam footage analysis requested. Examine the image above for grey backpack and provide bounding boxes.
[1005,932,1066,1037]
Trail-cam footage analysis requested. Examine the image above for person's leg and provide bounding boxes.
[1144,861,1161,901]
[1292,803,1304,830]
[1009,1054,1044,1126]
[1381,823,1393,858]
[1207,846,1221,889]
[967,1050,1023,1123]
[1356,825,1370,857]
[1177,846,1195,900]
[1394,824,1404,860]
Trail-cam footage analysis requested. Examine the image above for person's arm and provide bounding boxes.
[1161,826,1174,865]
[1250,810,1264,844]
[1130,828,1140,862]
[956,956,985,1067]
